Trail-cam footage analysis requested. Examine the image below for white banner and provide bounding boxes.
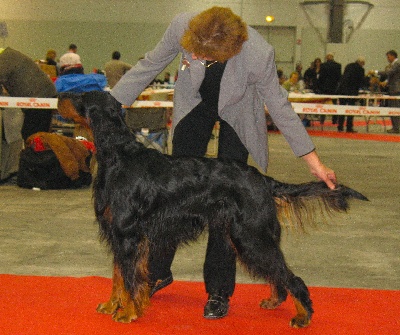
[292,103,400,117]
[0,96,398,115]
[128,100,173,108]
[0,96,173,109]
[0,96,58,109]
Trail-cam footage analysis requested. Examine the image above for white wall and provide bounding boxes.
[0,0,398,76]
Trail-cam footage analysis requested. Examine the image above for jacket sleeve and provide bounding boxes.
[253,45,315,157]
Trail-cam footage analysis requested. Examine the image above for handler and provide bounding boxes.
[111,6,337,320]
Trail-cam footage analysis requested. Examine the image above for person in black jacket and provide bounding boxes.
[304,58,322,91]
[318,53,341,124]
[337,57,367,132]
[319,53,342,94]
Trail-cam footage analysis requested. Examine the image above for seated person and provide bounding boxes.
[277,68,286,85]
[282,71,301,92]
[282,72,310,126]
[59,44,84,76]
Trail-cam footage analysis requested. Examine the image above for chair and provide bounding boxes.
[38,64,57,79]
[125,107,169,154]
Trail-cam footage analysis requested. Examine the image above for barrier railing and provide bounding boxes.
[0,95,399,116]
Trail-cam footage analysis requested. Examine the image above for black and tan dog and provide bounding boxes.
[58,91,367,328]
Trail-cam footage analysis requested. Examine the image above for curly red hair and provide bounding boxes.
[180,7,248,62]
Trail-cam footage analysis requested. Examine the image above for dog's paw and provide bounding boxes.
[96,300,119,315]
[112,308,138,323]
[259,298,283,310]
[289,315,311,328]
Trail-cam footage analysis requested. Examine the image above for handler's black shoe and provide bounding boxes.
[149,275,173,297]
[203,295,229,319]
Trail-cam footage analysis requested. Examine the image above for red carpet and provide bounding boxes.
[306,129,400,142]
[270,122,400,142]
[0,275,398,335]
[305,119,400,142]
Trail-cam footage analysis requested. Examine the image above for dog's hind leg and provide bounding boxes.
[285,273,313,328]
[259,282,288,310]
[260,267,312,328]
[263,269,313,328]
[232,232,313,328]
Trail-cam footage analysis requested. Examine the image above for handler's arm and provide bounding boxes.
[111,14,187,106]
[254,43,337,189]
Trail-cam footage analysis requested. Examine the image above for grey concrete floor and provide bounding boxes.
[0,126,399,291]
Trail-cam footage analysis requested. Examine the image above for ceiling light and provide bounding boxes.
[265,15,275,23]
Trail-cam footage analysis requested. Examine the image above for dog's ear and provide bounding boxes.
[57,93,89,127]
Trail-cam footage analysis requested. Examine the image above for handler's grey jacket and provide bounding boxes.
[111,12,315,172]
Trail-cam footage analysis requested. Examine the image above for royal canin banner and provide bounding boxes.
[292,103,400,116]
[0,96,399,115]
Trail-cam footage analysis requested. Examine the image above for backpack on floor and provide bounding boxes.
[17,146,92,190]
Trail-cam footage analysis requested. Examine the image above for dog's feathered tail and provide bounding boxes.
[270,179,368,230]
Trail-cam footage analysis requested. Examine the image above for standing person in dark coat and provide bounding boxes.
[318,52,342,124]
[337,57,367,132]
[376,50,400,133]
[104,51,132,89]
[0,47,57,141]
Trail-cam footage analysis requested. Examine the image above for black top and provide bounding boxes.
[199,61,227,112]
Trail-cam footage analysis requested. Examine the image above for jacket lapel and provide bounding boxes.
[219,56,240,113]
[182,52,205,92]
[190,61,205,92]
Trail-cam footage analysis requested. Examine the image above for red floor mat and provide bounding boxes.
[0,275,398,335]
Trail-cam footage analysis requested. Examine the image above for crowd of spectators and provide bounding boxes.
[277,50,399,133]
[2,43,399,134]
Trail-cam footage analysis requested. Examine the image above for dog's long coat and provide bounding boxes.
[58,91,367,328]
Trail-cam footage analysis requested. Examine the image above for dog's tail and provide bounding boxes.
[270,179,368,230]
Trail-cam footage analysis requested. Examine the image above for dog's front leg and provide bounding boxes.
[113,237,151,322]
[112,286,139,323]
[96,264,125,315]
[97,264,138,322]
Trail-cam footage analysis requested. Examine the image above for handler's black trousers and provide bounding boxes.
[148,102,248,298]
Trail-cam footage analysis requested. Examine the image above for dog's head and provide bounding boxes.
[57,91,120,128]
[58,92,88,127]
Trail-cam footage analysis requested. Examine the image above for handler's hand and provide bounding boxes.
[302,151,337,190]
[309,163,337,190]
